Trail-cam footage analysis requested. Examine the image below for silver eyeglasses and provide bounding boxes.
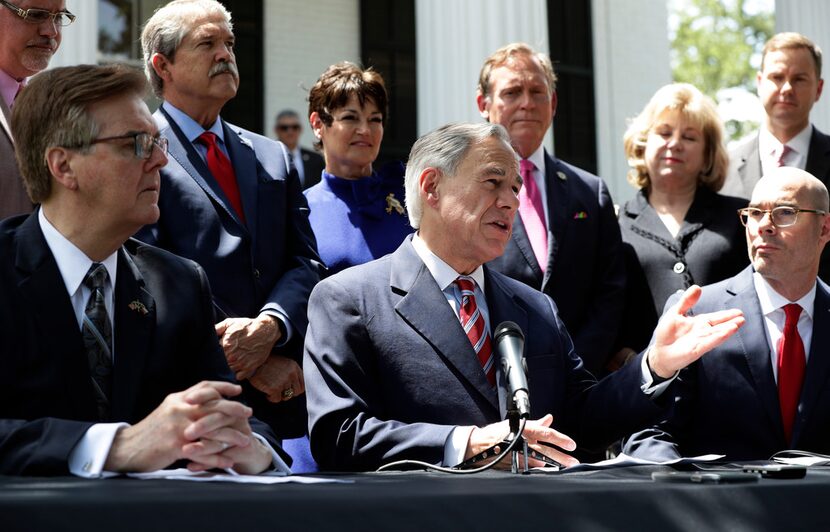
[82,132,168,160]
[737,206,827,228]
[0,0,75,26]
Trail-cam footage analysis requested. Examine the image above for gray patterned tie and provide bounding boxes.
[82,263,113,420]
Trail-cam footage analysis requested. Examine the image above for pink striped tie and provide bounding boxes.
[455,276,496,387]
[776,145,792,167]
[518,159,548,272]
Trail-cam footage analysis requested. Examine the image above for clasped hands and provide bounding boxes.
[105,381,273,475]
[216,314,305,402]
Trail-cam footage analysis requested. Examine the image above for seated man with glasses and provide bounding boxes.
[0,63,288,476]
[0,0,75,220]
[624,166,830,461]
[274,109,325,190]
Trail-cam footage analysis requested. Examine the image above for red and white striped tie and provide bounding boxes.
[455,276,496,387]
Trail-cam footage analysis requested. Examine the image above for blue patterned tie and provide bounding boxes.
[83,263,113,420]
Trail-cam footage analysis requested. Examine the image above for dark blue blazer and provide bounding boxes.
[138,107,322,336]
[624,267,830,461]
[136,108,324,437]
[488,152,625,374]
[0,212,281,475]
[304,236,661,471]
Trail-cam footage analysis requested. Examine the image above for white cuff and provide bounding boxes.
[68,423,129,478]
[640,348,679,397]
[444,426,475,467]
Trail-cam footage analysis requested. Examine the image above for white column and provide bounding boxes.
[50,0,98,68]
[776,0,830,133]
[591,0,672,203]
[263,0,361,147]
[415,0,552,152]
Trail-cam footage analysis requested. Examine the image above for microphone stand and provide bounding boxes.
[455,396,562,473]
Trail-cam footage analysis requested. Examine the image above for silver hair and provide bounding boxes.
[404,122,513,229]
[141,0,233,98]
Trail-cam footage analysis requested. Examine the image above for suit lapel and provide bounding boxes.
[509,214,542,280]
[391,240,499,411]
[0,94,13,144]
[727,269,784,438]
[156,107,247,231]
[806,126,830,184]
[794,281,830,444]
[485,270,528,418]
[738,137,762,193]
[223,121,259,243]
[14,212,97,416]
[110,246,155,421]
[544,152,569,286]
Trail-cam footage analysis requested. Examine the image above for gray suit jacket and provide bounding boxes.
[720,126,830,198]
[0,95,32,220]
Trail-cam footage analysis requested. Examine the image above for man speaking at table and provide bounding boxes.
[0,64,282,477]
[625,167,830,460]
[304,122,745,471]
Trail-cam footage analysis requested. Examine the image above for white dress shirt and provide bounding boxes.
[759,125,812,177]
[753,272,815,383]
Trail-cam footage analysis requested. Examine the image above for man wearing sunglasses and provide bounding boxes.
[0,63,286,476]
[625,166,830,461]
[0,0,73,220]
[274,109,325,190]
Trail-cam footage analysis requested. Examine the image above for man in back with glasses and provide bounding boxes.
[625,166,830,461]
[0,0,74,219]
[0,63,285,476]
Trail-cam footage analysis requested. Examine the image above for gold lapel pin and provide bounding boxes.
[128,300,149,315]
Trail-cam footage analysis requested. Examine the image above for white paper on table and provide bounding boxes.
[127,468,352,484]
[532,453,725,473]
[772,456,830,467]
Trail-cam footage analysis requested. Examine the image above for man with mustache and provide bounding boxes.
[626,167,830,460]
[136,0,324,462]
[477,43,626,375]
[304,122,745,471]
[0,0,74,219]
[721,33,830,283]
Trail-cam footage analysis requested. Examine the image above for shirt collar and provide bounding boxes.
[525,144,546,175]
[38,208,119,299]
[411,233,486,292]
[759,124,813,159]
[162,101,224,144]
[0,69,23,109]
[753,271,816,320]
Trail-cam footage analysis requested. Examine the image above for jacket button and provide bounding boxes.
[673,261,686,274]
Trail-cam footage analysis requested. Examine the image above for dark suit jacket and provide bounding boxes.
[136,107,325,437]
[0,95,32,220]
[0,212,281,475]
[623,267,830,461]
[721,127,830,282]
[488,151,625,374]
[298,147,325,190]
[617,187,749,352]
[304,236,662,471]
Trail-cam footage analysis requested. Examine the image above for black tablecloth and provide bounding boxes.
[2,465,829,531]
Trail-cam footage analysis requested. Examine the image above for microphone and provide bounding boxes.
[493,321,530,419]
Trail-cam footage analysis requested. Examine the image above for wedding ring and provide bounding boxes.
[282,387,294,399]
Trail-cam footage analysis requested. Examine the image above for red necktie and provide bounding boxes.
[455,277,496,387]
[518,159,548,272]
[198,132,246,223]
[776,145,792,167]
[778,303,806,442]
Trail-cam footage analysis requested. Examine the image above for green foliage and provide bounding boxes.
[671,0,774,93]
[670,0,774,140]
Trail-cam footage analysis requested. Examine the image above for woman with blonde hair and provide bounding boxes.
[611,83,748,369]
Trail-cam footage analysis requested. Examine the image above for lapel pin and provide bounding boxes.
[573,211,588,220]
[557,171,567,181]
[128,300,149,315]
[385,193,405,215]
